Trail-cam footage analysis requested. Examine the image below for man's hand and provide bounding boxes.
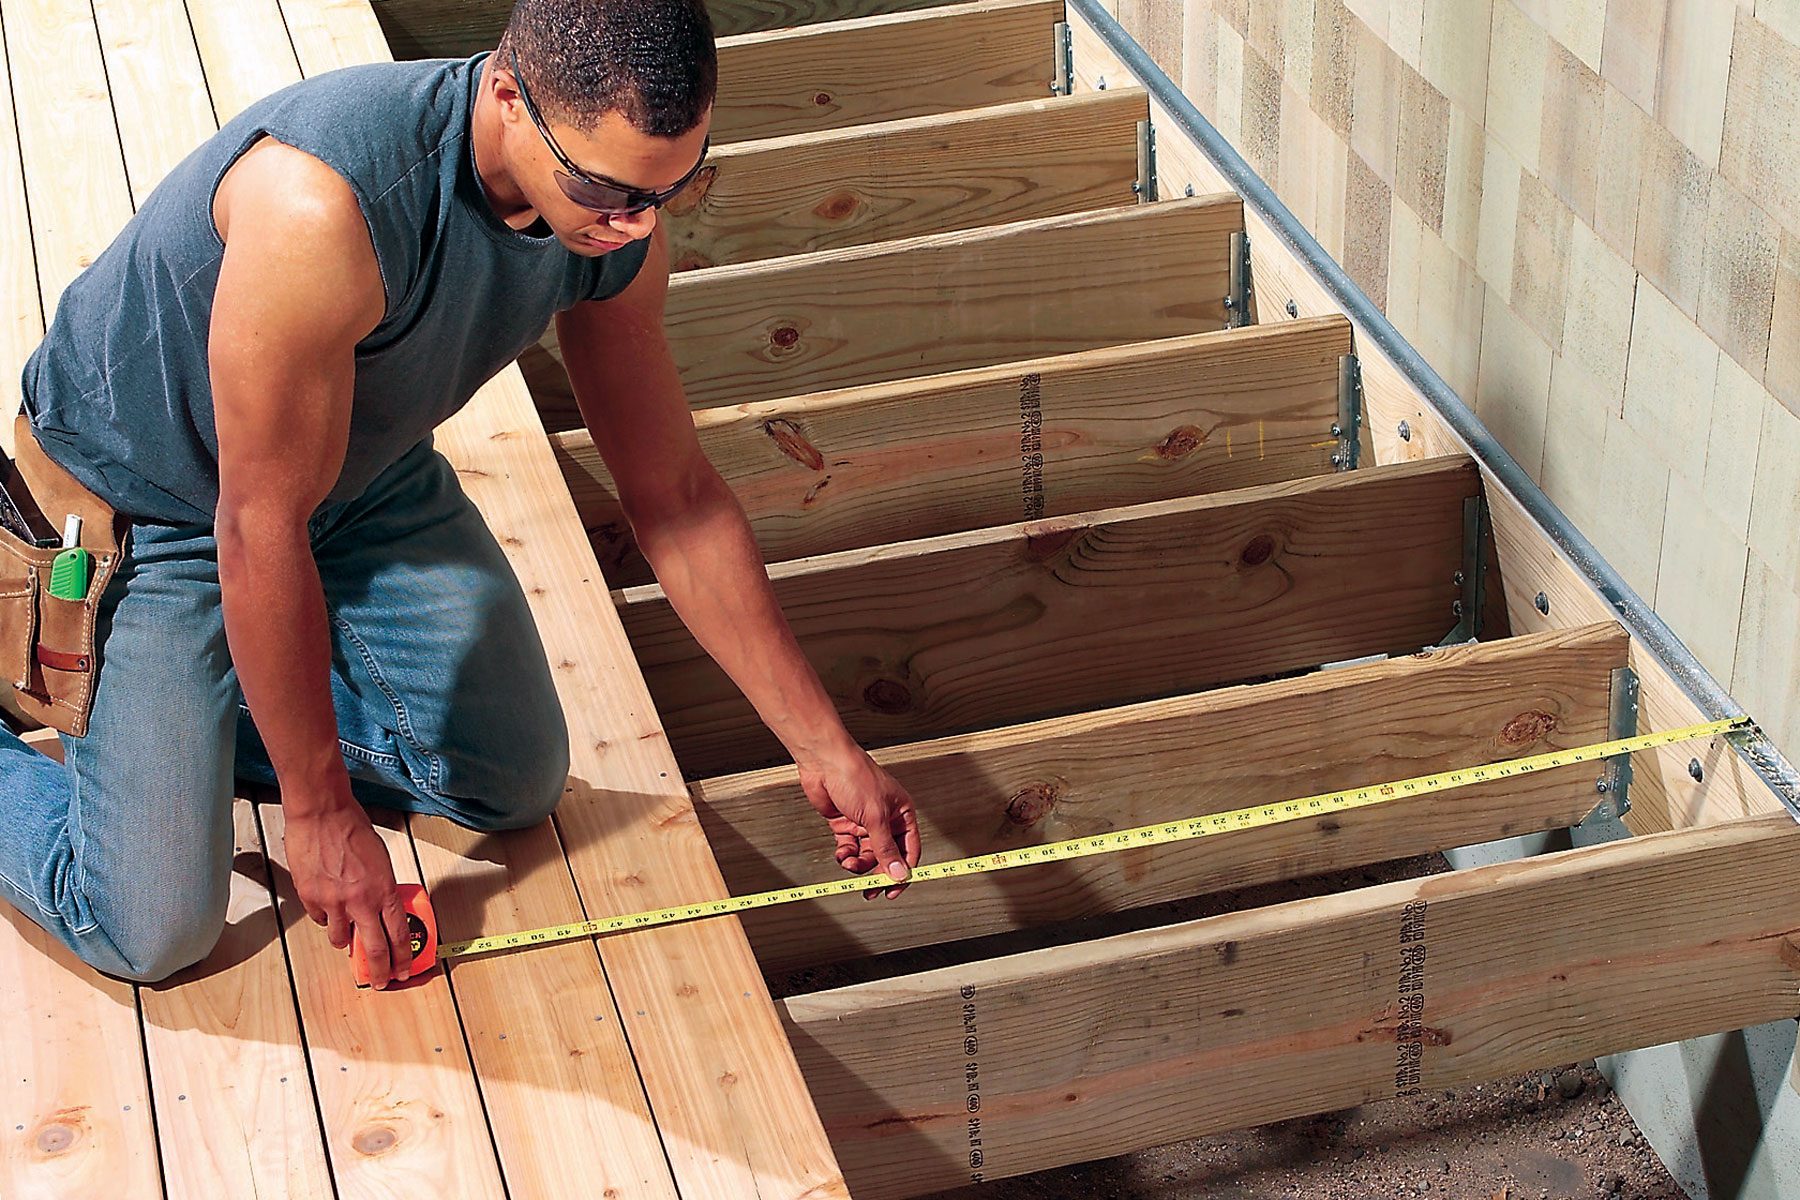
[284,795,413,988]
[796,750,922,900]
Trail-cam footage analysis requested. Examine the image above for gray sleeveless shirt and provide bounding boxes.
[21,52,648,524]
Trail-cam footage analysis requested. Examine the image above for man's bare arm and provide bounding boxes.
[210,138,414,982]
[556,223,921,892]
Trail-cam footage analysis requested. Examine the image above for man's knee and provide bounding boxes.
[103,902,227,983]
[465,716,569,832]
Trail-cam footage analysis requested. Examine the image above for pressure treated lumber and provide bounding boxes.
[695,621,1629,973]
[655,194,1244,411]
[1062,5,1792,839]
[782,814,1800,1198]
[620,454,1481,778]
[0,6,158,1195]
[261,804,509,1198]
[665,89,1145,269]
[558,316,1357,587]
[139,803,332,1199]
[711,0,1066,144]
[283,2,848,1194]
[371,0,955,56]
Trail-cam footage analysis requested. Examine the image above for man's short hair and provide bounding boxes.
[499,0,716,137]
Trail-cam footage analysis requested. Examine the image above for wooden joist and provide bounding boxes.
[783,814,1800,1199]
[695,621,1630,973]
[665,89,1145,269]
[650,195,1245,412]
[712,0,1065,144]
[370,0,959,57]
[558,316,1358,588]
[619,454,1483,778]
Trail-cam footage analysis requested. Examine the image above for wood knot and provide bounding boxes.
[769,324,801,350]
[1500,710,1558,746]
[813,91,833,106]
[802,476,832,507]
[1004,781,1062,827]
[1215,940,1239,965]
[1239,534,1276,566]
[813,190,860,222]
[35,1122,78,1155]
[764,418,825,470]
[863,678,913,714]
[718,1071,739,1088]
[675,982,700,998]
[661,164,716,217]
[353,1126,398,1156]
[1155,425,1206,459]
[1025,525,1079,562]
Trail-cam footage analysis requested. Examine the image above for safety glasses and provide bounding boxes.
[509,47,709,216]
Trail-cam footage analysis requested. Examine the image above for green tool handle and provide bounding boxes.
[49,547,91,601]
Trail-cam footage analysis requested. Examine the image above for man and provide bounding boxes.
[0,0,920,990]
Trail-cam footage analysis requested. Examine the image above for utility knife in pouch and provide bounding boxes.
[0,413,126,737]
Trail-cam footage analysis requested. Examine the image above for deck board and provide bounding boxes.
[0,4,162,1195]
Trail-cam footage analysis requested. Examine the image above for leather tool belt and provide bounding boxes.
[0,412,127,737]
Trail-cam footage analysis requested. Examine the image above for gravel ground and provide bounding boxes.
[923,1057,1680,1199]
[777,850,1688,1200]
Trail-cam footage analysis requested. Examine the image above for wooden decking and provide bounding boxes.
[0,1,840,1196]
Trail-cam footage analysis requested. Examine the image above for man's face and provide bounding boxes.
[496,66,711,257]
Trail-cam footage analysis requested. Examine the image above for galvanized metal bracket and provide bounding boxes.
[1224,230,1253,327]
[1439,492,1490,645]
[1332,354,1363,471]
[1052,21,1074,96]
[1133,119,1157,200]
[1575,666,1640,844]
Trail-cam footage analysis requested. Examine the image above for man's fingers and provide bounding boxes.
[325,907,353,951]
[900,803,923,867]
[382,893,413,982]
[354,904,394,990]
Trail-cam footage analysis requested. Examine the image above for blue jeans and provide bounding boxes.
[0,437,570,982]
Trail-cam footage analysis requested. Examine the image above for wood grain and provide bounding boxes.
[139,803,332,1199]
[697,621,1629,974]
[666,89,1144,269]
[657,196,1244,409]
[713,0,1064,144]
[557,316,1356,587]
[619,455,1481,778]
[783,814,1800,1199]
[261,804,509,1198]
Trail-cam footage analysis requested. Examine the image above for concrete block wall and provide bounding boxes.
[1104,0,1800,766]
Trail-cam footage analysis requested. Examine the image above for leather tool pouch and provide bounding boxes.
[0,413,127,737]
